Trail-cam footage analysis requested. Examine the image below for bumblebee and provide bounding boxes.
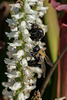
[28,24,45,41]
[28,45,53,78]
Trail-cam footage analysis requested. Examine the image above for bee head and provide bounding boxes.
[32,24,38,29]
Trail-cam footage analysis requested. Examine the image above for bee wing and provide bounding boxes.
[45,55,53,67]
[39,56,46,78]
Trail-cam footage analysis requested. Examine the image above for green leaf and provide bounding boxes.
[43,0,60,100]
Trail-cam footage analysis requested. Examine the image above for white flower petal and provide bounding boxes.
[28,67,42,78]
[4,58,16,65]
[18,92,25,100]
[10,3,21,9]
[9,82,21,91]
[25,3,37,15]
[22,58,28,67]
[26,15,38,23]
[37,6,49,11]
[11,27,18,31]
[23,29,29,35]
[5,71,19,78]
[19,21,26,31]
[29,78,36,84]
[12,13,24,20]
[13,50,24,58]
[6,18,17,26]
[24,93,30,99]
[8,40,22,47]
[7,65,16,71]
[25,84,36,91]
[2,89,13,98]
[5,31,19,39]
[2,82,10,88]
[27,0,38,2]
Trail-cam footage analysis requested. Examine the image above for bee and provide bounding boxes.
[28,45,53,78]
[28,24,45,41]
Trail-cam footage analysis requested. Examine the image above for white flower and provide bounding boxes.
[24,69,33,77]
[37,6,49,17]
[13,50,24,59]
[8,40,22,47]
[26,0,38,2]
[22,58,28,67]
[7,45,16,51]
[29,78,36,84]
[23,29,29,35]
[5,31,19,39]
[11,27,18,32]
[25,3,37,15]
[24,93,30,99]
[9,82,21,91]
[2,89,13,99]
[4,58,16,66]
[2,82,10,88]
[28,67,42,78]
[7,65,16,71]
[19,21,26,32]
[35,41,46,49]
[26,15,38,23]
[12,13,24,20]
[25,84,36,91]
[6,19,17,26]
[18,92,25,100]
[10,3,21,10]
[5,71,19,79]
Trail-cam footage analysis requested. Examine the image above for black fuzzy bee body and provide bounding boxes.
[28,45,53,78]
[29,24,45,41]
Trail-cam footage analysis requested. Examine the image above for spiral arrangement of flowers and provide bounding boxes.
[2,0,48,99]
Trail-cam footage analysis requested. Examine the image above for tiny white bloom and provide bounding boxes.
[24,84,36,91]
[26,15,38,23]
[22,58,28,67]
[2,89,13,98]
[13,50,24,59]
[9,82,21,91]
[8,40,22,47]
[6,19,17,26]
[24,93,30,99]
[12,13,24,20]
[25,3,37,15]
[29,78,36,84]
[10,3,21,10]
[37,6,49,11]
[18,92,25,100]
[4,58,16,65]
[28,67,42,78]
[5,71,19,79]
[19,21,26,31]
[11,27,18,32]
[7,65,16,71]
[2,82,10,88]
[26,0,38,2]
[5,31,19,39]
